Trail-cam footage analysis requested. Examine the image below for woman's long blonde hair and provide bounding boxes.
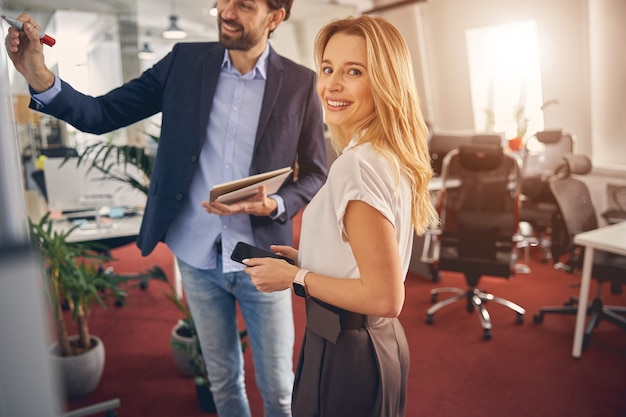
[314,15,438,235]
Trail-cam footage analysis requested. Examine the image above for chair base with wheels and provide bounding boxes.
[534,286,626,350]
[427,284,525,340]
[533,247,626,351]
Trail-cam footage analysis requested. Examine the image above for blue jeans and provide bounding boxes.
[177,256,294,417]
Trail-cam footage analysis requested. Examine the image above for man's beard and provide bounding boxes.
[218,18,263,51]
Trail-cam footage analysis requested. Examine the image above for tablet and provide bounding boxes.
[210,167,293,204]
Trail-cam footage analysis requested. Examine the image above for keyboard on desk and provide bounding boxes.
[63,208,141,222]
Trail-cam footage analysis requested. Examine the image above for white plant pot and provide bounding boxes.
[171,321,194,377]
[49,335,105,399]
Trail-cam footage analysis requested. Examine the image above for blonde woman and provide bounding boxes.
[244,15,437,417]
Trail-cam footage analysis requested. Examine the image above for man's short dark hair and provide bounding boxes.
[268,0,293,21]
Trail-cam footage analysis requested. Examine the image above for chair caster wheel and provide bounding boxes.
[140,279,148,290]
[533,313,544,324]
[426,314,434,325]
[516,313,524,325]
[430,293,438,303]
[483,329,492,340]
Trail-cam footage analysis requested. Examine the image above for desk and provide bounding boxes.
[52,213,143,244]
[428,176,461,192]
[571,221,626,358]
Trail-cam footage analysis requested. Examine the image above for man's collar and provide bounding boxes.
[221,43,270,79]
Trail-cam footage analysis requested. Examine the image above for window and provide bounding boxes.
[466,20,545,140]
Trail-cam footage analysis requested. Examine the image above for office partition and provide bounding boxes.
[0,31,62,416]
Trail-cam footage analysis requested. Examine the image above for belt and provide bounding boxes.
[306,298,375,343]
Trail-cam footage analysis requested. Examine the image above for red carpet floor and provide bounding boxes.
[63,241,626,417]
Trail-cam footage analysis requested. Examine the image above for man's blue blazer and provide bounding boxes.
[32,42,328,256]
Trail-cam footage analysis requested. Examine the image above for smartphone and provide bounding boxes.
[230,241,295,265]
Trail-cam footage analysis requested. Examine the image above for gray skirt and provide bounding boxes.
[292,298,409,417]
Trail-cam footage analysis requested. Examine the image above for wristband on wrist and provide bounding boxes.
[292,269,310,297]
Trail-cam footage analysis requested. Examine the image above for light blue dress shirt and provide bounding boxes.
[165,45,285,272]
[31,45,285,273]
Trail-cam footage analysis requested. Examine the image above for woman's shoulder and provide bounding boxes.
[332,143,396,187]
[339,142,393,171]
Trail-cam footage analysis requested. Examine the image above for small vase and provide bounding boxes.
[195,383,217,414]
[508,136,523,151]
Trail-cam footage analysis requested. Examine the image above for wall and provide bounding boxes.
[588,0,626,171]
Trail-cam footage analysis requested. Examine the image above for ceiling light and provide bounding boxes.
[162,14,187,39]
[138,42,157,60]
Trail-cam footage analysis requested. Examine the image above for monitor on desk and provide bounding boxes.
[43,157,147,212]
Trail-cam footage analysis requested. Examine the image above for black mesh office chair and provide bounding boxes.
[533,154,626,351]
[519,130,575,261]
[428,132,503,177]
[425,143,525,340]
[429,133,473,177]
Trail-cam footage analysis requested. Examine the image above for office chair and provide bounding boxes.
[429,133,473,177]
[470,133,505,147]
[533,154,626,351]
[428,132,503,177]
[519,130,575,262]
[602,185,626,225]
[425,143,525,340]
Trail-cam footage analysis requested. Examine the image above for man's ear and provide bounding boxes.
[267,8,286,32]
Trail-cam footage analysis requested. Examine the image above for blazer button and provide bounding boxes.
[191,155,198,162]
[176,193,184,201]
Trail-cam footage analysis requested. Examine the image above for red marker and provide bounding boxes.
[1,15,56,47]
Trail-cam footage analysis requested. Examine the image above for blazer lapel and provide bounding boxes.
[255,47,284,148]
[197,44,225,150]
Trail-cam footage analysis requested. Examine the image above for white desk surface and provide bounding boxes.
[570,221,626,358]
[573,221,626,256]
[428,177,461,192]
[52,213,143,244]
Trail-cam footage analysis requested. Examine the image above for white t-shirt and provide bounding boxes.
[298,140,414,280]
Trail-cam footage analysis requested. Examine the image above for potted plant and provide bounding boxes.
[163,283,248,413]
[164,283,196,377]
[29,213,168,399]
[190,323,249,414]
[508,105,529,151]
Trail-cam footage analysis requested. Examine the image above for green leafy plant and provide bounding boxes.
[513,104,529,139]
[30,212,168,356]
[70,129,159,196]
